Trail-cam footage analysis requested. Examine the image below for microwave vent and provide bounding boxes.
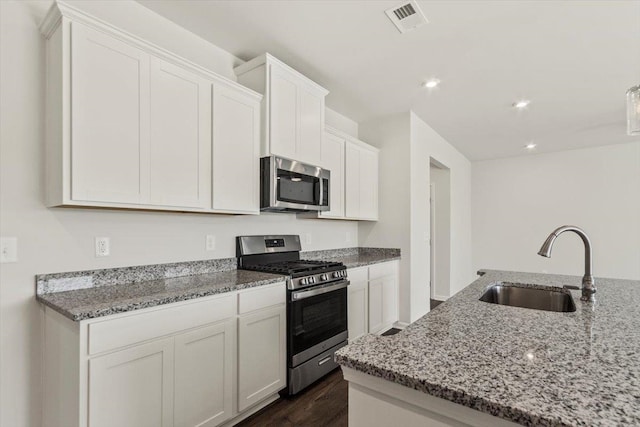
[385,1,428,34]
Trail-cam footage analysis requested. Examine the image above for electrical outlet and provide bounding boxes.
[305,233,312,245]
[95,237,110,257]
[0,237,18,263]
[206,235,216,251]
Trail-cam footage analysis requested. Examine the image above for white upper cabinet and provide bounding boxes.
[319,130,346,218]
[235,53,328,165]
[345,139,379,221]
[269,67,299,160]
[42,6,262,215]
[71,23,150,205]
[298,85,323,163]
[212,84,261,214]
[149,57,211,209]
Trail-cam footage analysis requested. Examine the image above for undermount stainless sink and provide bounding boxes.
[479,282,576,312]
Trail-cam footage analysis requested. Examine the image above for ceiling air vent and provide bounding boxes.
[385,0,428,34]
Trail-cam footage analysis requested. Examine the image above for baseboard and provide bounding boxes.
[431,295,448,302]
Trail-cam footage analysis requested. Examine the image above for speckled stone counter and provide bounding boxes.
[302,247,400,268]
[36,260,285,321]
[335,269,640,426]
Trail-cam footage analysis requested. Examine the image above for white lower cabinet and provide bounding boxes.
[347,261,399,338]
[174,320,235,427]
[347,271,369,341]
[238,305,286,412]
[89,338,174,427]
[43,282,286,427]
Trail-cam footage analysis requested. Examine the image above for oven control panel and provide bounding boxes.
[290,268,348,290]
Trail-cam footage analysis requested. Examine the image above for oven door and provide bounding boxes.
[288,280,348,367]
[261,156,330,212]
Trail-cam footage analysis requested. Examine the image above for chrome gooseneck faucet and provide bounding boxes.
[538,225,596,302]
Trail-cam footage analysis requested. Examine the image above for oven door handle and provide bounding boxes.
[291,280,349,301]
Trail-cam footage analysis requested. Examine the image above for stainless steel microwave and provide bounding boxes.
[260,156,330,212]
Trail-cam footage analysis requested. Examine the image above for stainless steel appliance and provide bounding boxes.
[237,235,348,395]
[260,156,330,212]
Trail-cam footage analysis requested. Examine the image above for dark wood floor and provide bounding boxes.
[237,369,348,427]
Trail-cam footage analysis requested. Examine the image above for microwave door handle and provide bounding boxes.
[318,175,324,206]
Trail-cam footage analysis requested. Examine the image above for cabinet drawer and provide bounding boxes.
[369,261,397,280]
[238,282,286,314]
[348,267,368,283]
[88,293,236,355]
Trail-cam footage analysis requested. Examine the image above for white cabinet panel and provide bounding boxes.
[174,320,235,427]
[348,279,368,341]
[88,338,174,427]
[345,143,361,218]
[298,86,323,164]
[149,58,210,208]
[235,55,327,166]
[71,22,149,204]
[238,305,286,412]
[368,278,384,334]
[345,141,379,221]
[212,85,260,213]
[320,132,345,218]
[359,148,379,220]
[381,275,399,328]
[269,67,298,159]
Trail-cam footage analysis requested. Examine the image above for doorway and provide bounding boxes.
[429,159,451,302]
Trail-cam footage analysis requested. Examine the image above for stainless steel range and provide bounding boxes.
[237,235,348,395]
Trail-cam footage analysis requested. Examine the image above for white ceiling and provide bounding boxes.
[138,0,640,160]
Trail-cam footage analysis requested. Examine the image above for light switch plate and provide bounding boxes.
[95,237,110,257]
[0,237,18,263]
[206,235,216,251]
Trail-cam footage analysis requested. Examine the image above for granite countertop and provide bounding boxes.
[335,269,640,427]
[302,247,400,268]
[37,269,285,321]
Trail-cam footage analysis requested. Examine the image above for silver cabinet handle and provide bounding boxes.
[318,355,332,366]
[291,280,349,301]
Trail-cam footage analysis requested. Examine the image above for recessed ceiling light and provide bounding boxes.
[422,79,440,89]
[513,100,531,109]
[524,142,537,150]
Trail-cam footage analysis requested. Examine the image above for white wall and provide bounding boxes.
[0,2,358,426]
[409,113,474,305]
[472,142,640,280]
[325,107,358,138]
[359,113,473,323]
[359,113,412,322]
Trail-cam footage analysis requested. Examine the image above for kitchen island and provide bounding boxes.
[335,270,640,427]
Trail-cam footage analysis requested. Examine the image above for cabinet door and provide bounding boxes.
[344,142,361,218]
[88,338,173,427]
[212,85,260,213]
[297,86,323,164]
[174,320,235,427]
[238,305,286,412]
[269,67,298,160]
[348,279,368,340]
[149,58,210,208]
[71,23,150,204]
[368,278,384,334]
[381,275,399,328]
[359,148,379,220]
[320,132,345,218]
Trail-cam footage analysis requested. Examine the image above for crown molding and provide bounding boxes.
[37,1,262,100]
